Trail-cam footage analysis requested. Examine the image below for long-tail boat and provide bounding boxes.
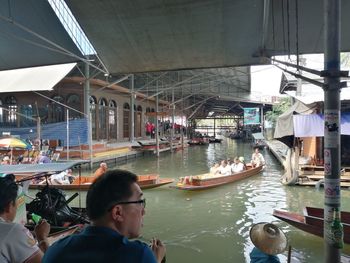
[29,173,173,191]
[273,207,350,244]
[171,165,263,190]
[0,162,173,191]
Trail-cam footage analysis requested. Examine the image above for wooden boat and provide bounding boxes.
[187,138,209,146]
[27,174,174,191]
[47,225,82,245]
[172,165,263,190]
[208,137,223,143]
[273,207,350,244]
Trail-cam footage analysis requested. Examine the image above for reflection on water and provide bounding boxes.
[67,138,350,262]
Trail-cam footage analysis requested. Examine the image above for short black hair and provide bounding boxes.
[0,174,18,214]
[86,169,138,220]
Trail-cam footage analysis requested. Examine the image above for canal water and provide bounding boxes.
[74,138,350,262]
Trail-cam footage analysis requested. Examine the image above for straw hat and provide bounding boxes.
[250,222,287,255]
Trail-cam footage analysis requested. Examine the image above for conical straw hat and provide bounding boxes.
[250,222,287,255]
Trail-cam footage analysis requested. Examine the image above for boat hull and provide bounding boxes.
[172,165,263,190]
[273,208,350,244]
[27,174,174,190]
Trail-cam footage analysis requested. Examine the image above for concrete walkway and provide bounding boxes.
[265,139,289,169]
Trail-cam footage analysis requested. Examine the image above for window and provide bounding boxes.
[123,103,130,138]
[4,96,17,126]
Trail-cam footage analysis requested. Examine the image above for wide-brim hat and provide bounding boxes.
[250,222,287,255]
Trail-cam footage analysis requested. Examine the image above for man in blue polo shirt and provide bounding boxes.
[43,169,166,263]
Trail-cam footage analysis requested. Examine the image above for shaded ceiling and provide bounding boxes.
[110,66,271,119]
[0,0,82,70]
[65,0,350,74]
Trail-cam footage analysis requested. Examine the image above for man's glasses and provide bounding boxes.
[108,198,146,211]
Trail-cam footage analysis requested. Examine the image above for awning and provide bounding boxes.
[293,113,350,137]
[0,63,76,93]
[252,133,265,140]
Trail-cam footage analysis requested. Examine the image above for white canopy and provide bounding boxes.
[0,63,76,93]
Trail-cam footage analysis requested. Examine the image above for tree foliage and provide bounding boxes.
[265,97,291,126]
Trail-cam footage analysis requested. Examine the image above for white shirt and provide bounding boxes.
[0,217,39,263]
[231,162,244,173]
[219,165,232,176]
[252,152,265,166]
[51,171,70,184]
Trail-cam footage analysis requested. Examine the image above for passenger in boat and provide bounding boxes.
[210,163,220,174]
[239,156,247,170]
[43,169,166,263]
[218,160,232,176]
[50,169,73,185]
[93,162,108,178]
[251,148,265,167]
[231,157,244,173]
[249,222,287,263]
[0,174,50,263]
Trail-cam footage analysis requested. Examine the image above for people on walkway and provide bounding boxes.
[0,174,50,263]
[93,162,108,178]
[43,169,166,263]
[231,157,244,173]
[249,222,287,263]
[1,155,10,165]
[36,151,51,164]
[251,148,265,167]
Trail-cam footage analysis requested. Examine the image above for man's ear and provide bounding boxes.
[3,201,14,213]
[111,205,123,222]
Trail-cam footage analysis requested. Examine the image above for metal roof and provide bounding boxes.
[0,0,82,70]
[65,0,350,74]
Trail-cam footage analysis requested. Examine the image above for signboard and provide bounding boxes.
[244,108,260,125]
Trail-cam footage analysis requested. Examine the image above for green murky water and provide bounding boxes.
[53,138,350,262]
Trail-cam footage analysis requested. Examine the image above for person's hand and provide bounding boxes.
[34,219,50,241]
[150,237,166,263]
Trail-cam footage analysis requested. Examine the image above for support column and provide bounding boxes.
[84,59,93,169]
[171,88,175,152]
[324,0,343,262]
[156,81,160,157]
[66,109,69,161]
[214,118,216,137]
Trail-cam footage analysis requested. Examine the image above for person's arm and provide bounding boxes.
[150,238,166,263]
[34,220,50,252]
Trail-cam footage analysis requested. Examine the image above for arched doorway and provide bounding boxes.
[89,96,97,140]
[123,103,130,138]
[66,93,81,119]
[136,105,142,137]
[49,95,64,123]
[98,98,108,140]
[108,100,117,140]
